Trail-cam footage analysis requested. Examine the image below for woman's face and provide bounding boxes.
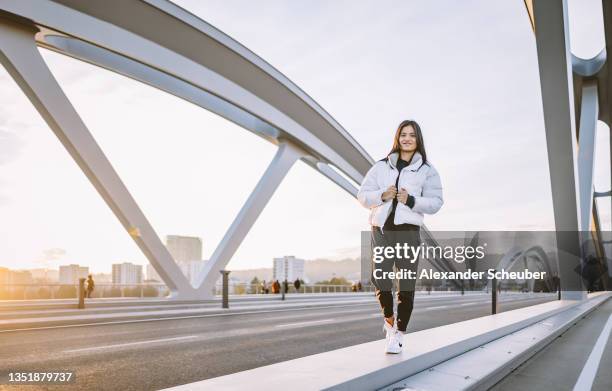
[398,125,417,152]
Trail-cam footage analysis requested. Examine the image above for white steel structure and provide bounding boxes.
[0,0,373,300]
[525,0,612,298]
[1,1,608,300]
[166,236,203,264]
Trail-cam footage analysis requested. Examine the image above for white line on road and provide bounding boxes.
[0,303,376,333]
[425,305,449,310]
[573,314,612,391]
[63,335,198,353]
[275,319,336,328]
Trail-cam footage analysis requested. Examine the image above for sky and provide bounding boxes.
[0,0,610,274]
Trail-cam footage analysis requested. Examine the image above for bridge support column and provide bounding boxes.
[195,141,305,298]
[577,81,599,233]
[0,17,196,299]
[532,0,586,300]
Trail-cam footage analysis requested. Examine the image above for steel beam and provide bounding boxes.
[577,81,599,232]
[532,0,585,299]
[0,18,196,299]
[194,142,305,297]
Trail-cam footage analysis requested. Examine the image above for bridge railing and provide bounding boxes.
[0,283,169,300]
[0,282,555,301]
[0,283,376,300]
[211,282,376,296]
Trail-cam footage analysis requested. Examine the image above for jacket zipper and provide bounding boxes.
[382,162,400,235]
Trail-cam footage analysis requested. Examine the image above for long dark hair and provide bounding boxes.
[388,119,427,168]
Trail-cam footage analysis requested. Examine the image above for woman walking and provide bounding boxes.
[357,120,443,354]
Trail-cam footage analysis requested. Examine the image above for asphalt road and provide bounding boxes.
[0,293,556,391]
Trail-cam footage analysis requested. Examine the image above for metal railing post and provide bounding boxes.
[220,270,230,308]
[78,278,85,309]
[491,278,498,314]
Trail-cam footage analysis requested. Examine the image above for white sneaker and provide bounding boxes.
[395,330,404,349]
[383,321,401,354]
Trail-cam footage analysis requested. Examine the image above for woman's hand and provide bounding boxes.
[381,185,397,201]
[396,187,408,204]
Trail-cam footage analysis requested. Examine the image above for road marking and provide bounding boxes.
[0,303,376,333]
[275,319,336,328]
[60,314,378,355]
[63,335,198,353]
[573,314,612,391]
[426,305,449,310]
[0,295,551,334]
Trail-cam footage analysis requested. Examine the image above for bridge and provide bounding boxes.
[0,0,611,390]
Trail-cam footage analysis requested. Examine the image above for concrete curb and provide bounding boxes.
[380,291,611,391]
[162,295,590,390]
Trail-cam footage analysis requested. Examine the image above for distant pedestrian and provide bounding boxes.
[357,281,362,292]
[273,280,280,294]
[261,280,269,294]
[86,274,95,298]
[283,280,289,294]
[294,278,301,291]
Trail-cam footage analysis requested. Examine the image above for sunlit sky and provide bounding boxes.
[0,0,609,273]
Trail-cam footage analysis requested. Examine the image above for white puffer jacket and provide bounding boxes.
[357,151,443,227]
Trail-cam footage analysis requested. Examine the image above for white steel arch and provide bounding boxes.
[0,0,374,300]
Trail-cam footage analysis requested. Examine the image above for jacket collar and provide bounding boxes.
[387,151,423,171]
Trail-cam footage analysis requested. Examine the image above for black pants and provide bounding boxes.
[370,226,420,332]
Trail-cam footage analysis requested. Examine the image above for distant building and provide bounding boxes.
[146,263,162,282]
[166,235,202,263]
[147,261,205,285]
[9,270,33,284]
[112,263,143,285]
[92,273,112,283]
[163,235,205,286]
[0,267,34,285]
[29,268,59,283]
[0,267,9,285]
[59,264,89,284]
[179,260,205,286]
[273,256,305,282]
